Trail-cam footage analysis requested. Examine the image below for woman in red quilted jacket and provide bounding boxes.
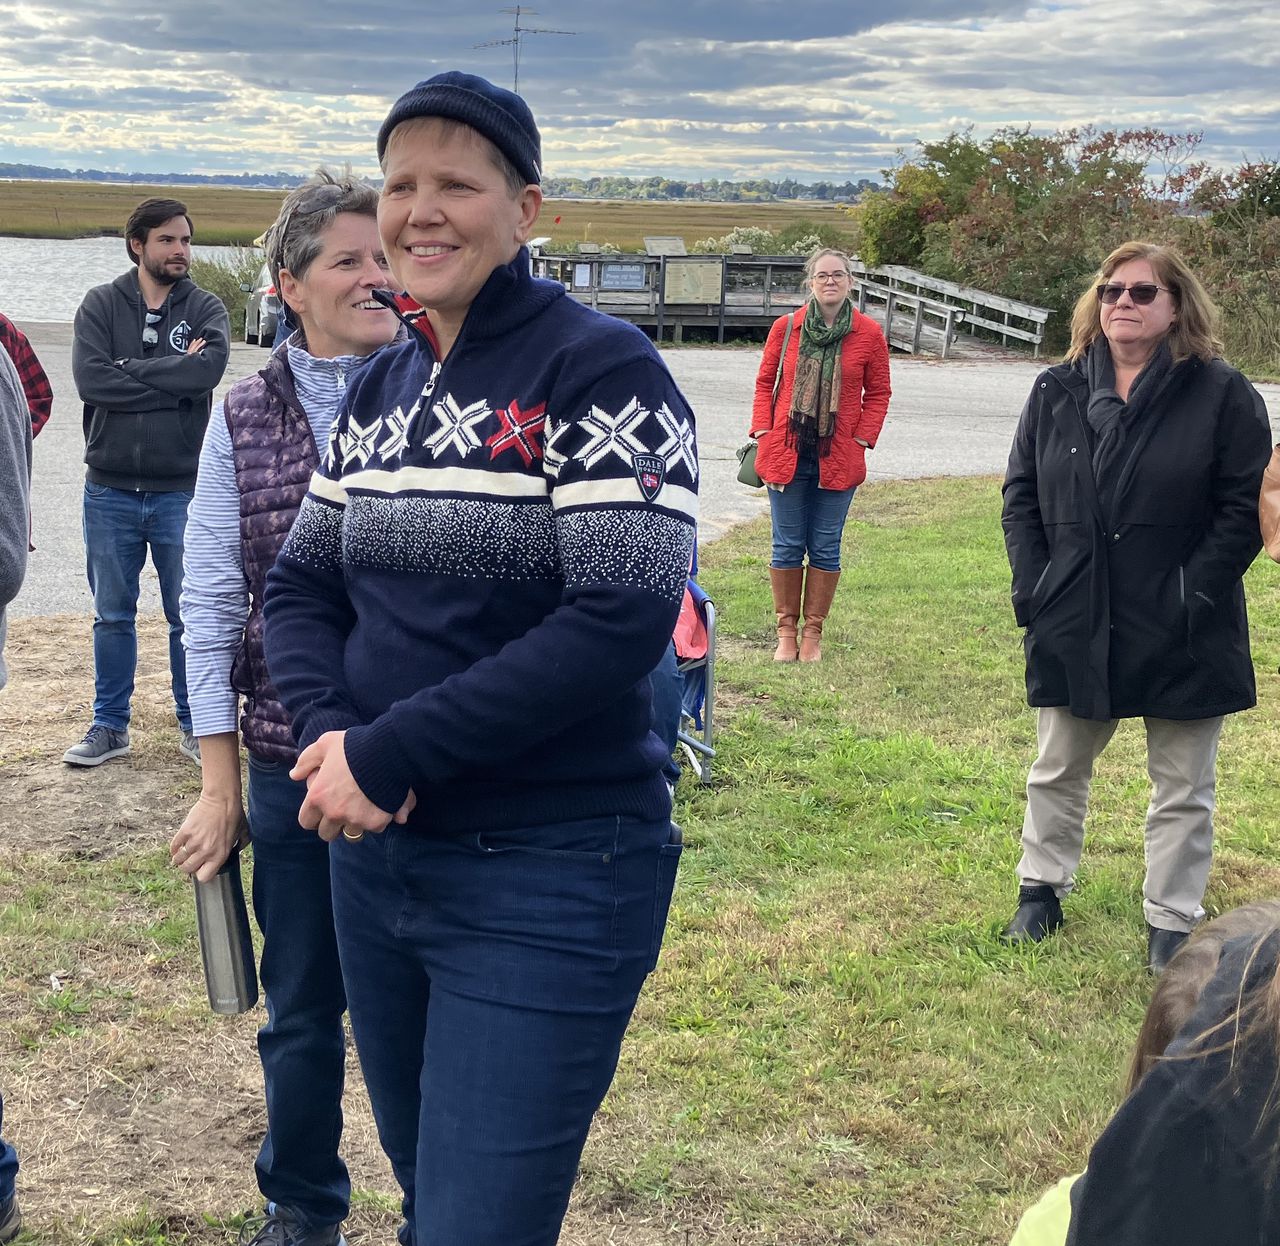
[750,248,891,661]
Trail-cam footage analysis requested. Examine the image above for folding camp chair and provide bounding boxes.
[674,577,716,784]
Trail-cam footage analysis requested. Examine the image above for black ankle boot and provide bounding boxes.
[1147,925,1189,976]
[1001,884,1064,944]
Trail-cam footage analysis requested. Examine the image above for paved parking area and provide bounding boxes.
[12,320,1278,617]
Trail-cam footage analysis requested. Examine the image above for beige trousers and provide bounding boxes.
[1016,706,1224,933]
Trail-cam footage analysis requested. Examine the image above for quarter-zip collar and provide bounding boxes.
[371,247,565,361]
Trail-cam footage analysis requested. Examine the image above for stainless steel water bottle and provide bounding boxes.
[194,846,258,1014]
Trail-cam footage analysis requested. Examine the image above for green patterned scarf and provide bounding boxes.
[787,297,853,458]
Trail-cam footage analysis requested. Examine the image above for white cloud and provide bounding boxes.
[0,0,1273,179]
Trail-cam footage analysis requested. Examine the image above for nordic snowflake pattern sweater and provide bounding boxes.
[263,252,699,832]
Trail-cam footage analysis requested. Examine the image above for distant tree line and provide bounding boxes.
[0,163,307,188]
[847,127,1280,372]
[2,163,880,202]
[542,176,880,201]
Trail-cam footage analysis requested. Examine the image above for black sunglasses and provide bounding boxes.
[272,183,347,248]
[1096,282,1172,306]
[141,307,164,348]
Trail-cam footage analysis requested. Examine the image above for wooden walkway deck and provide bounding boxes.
[532,252,1053,358]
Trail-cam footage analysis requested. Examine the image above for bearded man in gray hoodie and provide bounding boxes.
[68,197,229,768]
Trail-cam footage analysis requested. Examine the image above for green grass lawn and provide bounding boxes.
[592,474,1280,1244]
[7,473,1280,1244]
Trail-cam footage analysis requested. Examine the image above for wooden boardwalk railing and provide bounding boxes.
[530,251,1053,357]
[856,263,1053,358]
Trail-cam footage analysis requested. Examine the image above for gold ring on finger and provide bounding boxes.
[341,827,365,843]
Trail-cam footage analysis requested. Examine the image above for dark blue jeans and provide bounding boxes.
[82,482,192,732]
[767,457,857,572]
[248,757,349,1229]
[330,813,682,1246]
[649,641,683,787]
[0,1092,16,1204]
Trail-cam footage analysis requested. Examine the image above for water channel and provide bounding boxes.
[0,235,244,323]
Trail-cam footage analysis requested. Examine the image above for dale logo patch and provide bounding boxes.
[633,453,666,502]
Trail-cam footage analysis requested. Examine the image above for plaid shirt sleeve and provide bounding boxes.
[0,315,52,437]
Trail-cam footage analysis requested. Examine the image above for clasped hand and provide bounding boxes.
[290,730,416,841]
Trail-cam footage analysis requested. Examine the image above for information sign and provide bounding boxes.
[600,262,647,291]
[663,258,724,304]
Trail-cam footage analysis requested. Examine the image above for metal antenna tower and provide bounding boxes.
[474,6,577,95]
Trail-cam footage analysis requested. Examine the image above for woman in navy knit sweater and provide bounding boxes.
[263,73,698,1246]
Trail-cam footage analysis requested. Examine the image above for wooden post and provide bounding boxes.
[942,308,955,360]
[655,256,666,344]
[911,298,924,354]
[885,292,897,347]
[763,263,773,318]
[717,256,727,344]
[857,280,867,313]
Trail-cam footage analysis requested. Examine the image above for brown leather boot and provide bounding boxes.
[769,567,804,661]
[799,567,841,662]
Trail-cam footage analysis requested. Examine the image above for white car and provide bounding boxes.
[242,263,281,347]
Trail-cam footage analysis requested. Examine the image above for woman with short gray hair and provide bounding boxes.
[173,168,400,1246]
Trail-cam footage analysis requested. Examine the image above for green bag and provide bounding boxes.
[737,311,797,490]
[736,440,762,487]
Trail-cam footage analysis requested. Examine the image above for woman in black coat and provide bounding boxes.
[1000,240,1271,973]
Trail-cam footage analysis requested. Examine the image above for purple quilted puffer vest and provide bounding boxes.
[225,350,320,761]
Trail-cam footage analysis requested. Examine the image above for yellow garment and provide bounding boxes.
[1009,1174,1079,1246]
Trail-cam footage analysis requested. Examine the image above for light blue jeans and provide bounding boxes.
[767,457,856,571]
[82,482,192,732]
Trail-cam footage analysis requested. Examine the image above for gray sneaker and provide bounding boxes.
[63,724,130,767]
[179,732,202,766]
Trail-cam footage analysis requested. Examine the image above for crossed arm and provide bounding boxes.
[72,296,229,411]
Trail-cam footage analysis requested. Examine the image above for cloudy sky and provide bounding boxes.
[0,0,1274,182]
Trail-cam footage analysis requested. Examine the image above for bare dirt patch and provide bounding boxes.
[1,615,202,858]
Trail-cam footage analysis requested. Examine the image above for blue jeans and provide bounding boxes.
[82,482,192,732]
[649,641,683,787]
[0,1092,16,1203]
[767,457,857,571]
[330,814,682,1246]
[248,757,349,1229]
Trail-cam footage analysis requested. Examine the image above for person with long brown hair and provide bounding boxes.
[1010,900,1280,1245]
[1000,240,1270,973]
[749,247,891,662]
[1064,900,1280,1243]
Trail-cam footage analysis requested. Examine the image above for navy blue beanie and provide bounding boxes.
[377,71,542,185]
